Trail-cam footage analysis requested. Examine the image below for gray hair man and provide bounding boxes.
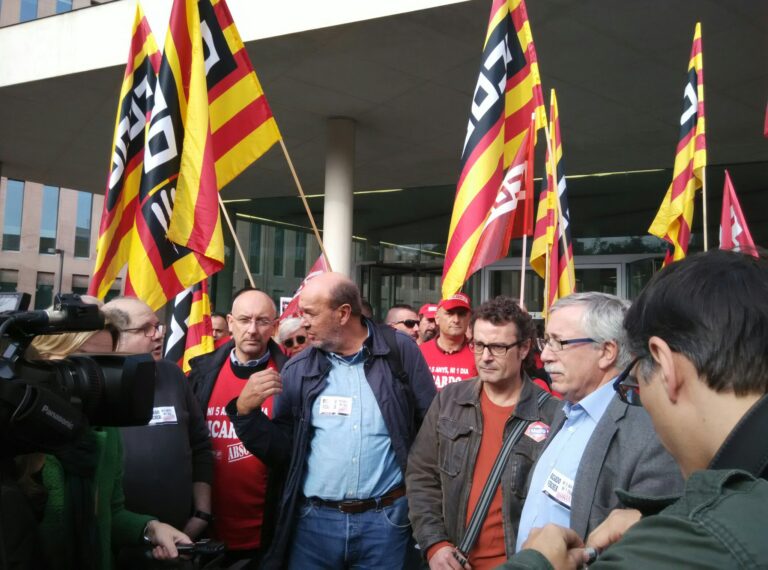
[515,292,683,549]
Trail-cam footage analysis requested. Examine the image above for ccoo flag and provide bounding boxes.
[442,0,546,298]
[164,280,214,373]
[719,171,757,257]
[648,23,706,266]
[280,254,330,320]
[126,0,281,310]
[89,3,160,299]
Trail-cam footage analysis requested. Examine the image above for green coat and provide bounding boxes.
[39,427,153,570]
[502,469,768,569]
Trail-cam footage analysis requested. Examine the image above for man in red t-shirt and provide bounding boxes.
[420,293,478,390]
[407,296,560,570]
[188,289,288,568]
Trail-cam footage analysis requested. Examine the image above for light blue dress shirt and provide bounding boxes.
[302,335,402,501]
[515,381,616,551]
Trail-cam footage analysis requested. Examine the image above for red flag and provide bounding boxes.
[719,171,757,257]
[280,255,330,320]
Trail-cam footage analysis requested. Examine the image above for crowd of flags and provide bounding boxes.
[86,0,761,369]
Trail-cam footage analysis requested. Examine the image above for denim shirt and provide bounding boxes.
[302,339,402,500]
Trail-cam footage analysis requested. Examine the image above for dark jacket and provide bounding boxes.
[406,376,560,559]
[187,338,288,554]
[227,321,437,569]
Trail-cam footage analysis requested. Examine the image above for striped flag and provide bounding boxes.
[164,280,214,373]
[89,3,160,299]
[441,0,546,298]
[126,0,281,310]
[530,90,575,314]
[719,171,757,257]
[648,23,706,266]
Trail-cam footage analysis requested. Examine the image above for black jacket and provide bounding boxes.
[227,321,437,569]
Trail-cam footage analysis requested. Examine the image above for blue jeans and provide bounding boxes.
[287,495,412,569]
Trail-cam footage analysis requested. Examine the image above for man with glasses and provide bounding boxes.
[187,288,288,568]
[515,292,681,550]
[103,297,214,543]
[385,303,421,342]
[407,296,560,570]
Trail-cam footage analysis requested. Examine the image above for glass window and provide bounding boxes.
[74,191,92,258]
[294,231,307,277]
[19,0,38,22]
[72,274,89,296]
[35,272,55,310]
[0,269,19,293]
[39,186,59,254]
[56,0,72,13]
[248,222,261,275]
[273,228,285,276]
[2,180,24,251]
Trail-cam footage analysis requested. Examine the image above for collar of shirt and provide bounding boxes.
[229,348,270,367]
[563,379,616,423]
[325,321,372,365]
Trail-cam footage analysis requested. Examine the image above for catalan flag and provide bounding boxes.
[649,23,706,266]
[441,0,545,298]
[126,0,281,310]
[164,280,214,373]
[89,3,160,299]
[530,90,575,314]
[719,171,757,257]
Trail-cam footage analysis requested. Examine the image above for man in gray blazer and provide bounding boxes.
[516,292,683,549]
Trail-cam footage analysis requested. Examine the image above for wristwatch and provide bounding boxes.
[192,510,214,523]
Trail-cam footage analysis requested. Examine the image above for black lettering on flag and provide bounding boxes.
[141,180,192,269]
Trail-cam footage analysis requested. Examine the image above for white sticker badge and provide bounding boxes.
[148,406,178,426]
[318,396,353,416]
[543,468,574,509]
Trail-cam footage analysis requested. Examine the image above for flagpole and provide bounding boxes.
[543,245,550,321]
[218,195,256,288]
[279,139,334,272]
[519,234,527,310]
[702,166,709,251]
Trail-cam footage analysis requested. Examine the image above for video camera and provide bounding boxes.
[0,293,156,457]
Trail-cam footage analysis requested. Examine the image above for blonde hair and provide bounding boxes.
[30,330,105,360]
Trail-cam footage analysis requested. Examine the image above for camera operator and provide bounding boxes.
[22,326,192,569]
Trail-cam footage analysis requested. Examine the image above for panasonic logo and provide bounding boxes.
[41,405,75,430]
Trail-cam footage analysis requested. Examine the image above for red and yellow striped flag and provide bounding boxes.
[126,0,281,310]
[441,0,546,298]
[89,3,160,299]
[648,23,706,266]
[164,280,214,373]
[530,90,575,315]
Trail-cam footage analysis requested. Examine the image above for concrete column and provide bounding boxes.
[322,117,355,277]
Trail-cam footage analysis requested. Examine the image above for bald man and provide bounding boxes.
[187,288,288,567]
[227,272,436,570]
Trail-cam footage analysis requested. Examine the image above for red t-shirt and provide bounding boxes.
[465,390,516,570]
[419,338,477,390]
[206,359,275,549]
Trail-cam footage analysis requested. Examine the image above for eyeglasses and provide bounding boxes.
[613,356,642,406]
[536,335,596,352]
[469,339,525,357]
[234,316,275,328]
[123,323,165,337]
[283,335,306,349]
[392,319,419,328]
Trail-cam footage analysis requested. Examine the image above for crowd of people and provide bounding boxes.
[2,248,767,569]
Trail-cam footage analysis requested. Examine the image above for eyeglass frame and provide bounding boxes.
[535,336,596,352]
[122,323,165,337]
[613,356,642,406]
[468,339,526,357]
[391,319,419,329]
[232,316,276,328]
[283,334,307,349]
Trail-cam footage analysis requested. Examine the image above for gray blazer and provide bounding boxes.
[539,394,684,539]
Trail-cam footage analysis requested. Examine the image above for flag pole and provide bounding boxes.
[519,234,527,310]
[218,195,256,288]
[278,139,334,272]
[702,166,709,251]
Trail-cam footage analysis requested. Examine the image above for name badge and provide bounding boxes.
[525,421,550,443]
[543,468,574,509]
[318,396,353,416]
[148,406,178,426]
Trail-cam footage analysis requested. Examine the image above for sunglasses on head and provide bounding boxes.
[284,335,306,349]
[613,356,642,406]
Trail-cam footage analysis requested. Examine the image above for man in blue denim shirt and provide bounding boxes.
[229,272,436,569]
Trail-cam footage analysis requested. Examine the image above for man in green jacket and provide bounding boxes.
[501,249,768,569]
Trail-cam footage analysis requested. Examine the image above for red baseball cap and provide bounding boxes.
[418,303,438,319]
[438,293,471,312]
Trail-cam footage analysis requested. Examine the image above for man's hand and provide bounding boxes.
[522,524,585,570]
[586,508,641,552]
[146,520,192,560]
[236,368,282,415]
[429,545,472,570]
